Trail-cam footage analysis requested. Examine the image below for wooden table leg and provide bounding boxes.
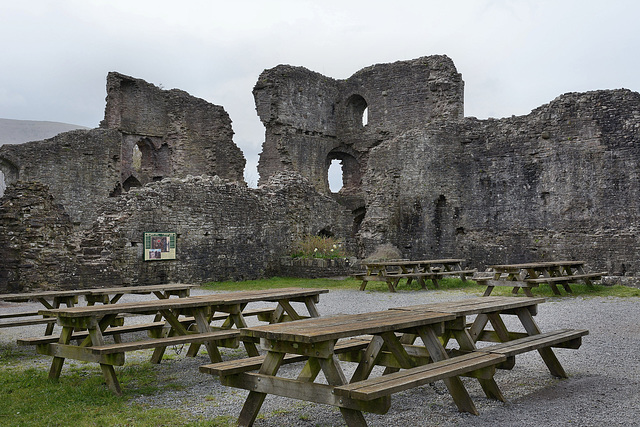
[48,325,73,380]
[237,351,286,426]
[303,297,321,318]
[451,326,505,402]
[319,355,368,426]
[515,307,567,378]
[87,325,122,395]
[417,326,479,415]
[193,309,224,362]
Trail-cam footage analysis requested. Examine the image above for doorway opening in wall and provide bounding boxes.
[328,159,343,192]
[0,170,5,197]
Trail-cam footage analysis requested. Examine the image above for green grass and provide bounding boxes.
[0,362,214,427]
[202,276,640,298]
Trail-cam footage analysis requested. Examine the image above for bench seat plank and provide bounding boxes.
[1,317,57,328]
[525,273,606,284]
[333,352,505,401]
[200,337,372,376]
[479,329,589,356]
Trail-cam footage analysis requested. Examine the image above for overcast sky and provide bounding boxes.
[1,0,639,185]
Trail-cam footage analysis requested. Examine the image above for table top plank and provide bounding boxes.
[38,288,328,318]
[392,296,545,316]
[0,283,198,302]
[489,261,585,270]
[240,310,455,343]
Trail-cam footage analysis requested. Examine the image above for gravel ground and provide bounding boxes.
[1,288,639,426]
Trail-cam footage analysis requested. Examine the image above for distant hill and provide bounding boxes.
[0,118,89,146]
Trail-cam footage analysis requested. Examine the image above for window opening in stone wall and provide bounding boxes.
[346,94,368,130]
[0,170,5,197]
[122,175,142,192]
[132,144,142,172]
[326,150,362,194]
[328,159,343,192]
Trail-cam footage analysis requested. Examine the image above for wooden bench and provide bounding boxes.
[333,328,587,403]
[16,320,187,346]
[0,311,57,328]
[474,278,538,297]
[525,272,606,286]
[478,328,588,376]
[332,352,505,401]
[200,337,372,376]
[90,329,240,355]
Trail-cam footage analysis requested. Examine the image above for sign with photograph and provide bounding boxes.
[143,232,177,261]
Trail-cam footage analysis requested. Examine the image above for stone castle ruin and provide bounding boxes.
[1,55,639,292]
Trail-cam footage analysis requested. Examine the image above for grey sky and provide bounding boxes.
[1,0,639,184]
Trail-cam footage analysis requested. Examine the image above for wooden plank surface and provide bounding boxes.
[0,283,198,302]
[240,310,455,343]
[333,352,505,401]
[39,287,328,318]
[91,330,239,354]
[392,296,545,316]
[479,329,589,356]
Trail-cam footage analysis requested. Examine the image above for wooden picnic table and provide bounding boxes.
[355,258,476,292]
[21,287,328,395]
[0,283,198,333]
[391,296,588,380]
[474,261,607,296]
[201,296,587,426]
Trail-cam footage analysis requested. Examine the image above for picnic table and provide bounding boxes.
[354,258,476,292]
[0,283,198,334]
[474,261,607,296]
[19,287,328,395]
[201,296,587,426]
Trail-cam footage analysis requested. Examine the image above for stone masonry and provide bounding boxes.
[1,56,639,291]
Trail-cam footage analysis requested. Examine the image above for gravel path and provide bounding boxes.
[1,289,639,426]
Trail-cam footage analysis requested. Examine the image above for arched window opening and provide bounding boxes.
[346,94,368,130]
[328,159,343,193]
[122,175,142,192]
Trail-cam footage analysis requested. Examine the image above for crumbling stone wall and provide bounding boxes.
[254,56,463,195]
[101,72,245,189]
[0,129,122,226]
[0,172,350,291]
[0,182,77,293]
[359,89,640,275]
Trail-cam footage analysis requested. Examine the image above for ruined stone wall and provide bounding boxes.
[76,172,349,286]
[0,172,351,290]
[0,182,78,293]
[0,129,122,226]
[360,89,640,275]
[101,72,245,186]
[255,56,464,194]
